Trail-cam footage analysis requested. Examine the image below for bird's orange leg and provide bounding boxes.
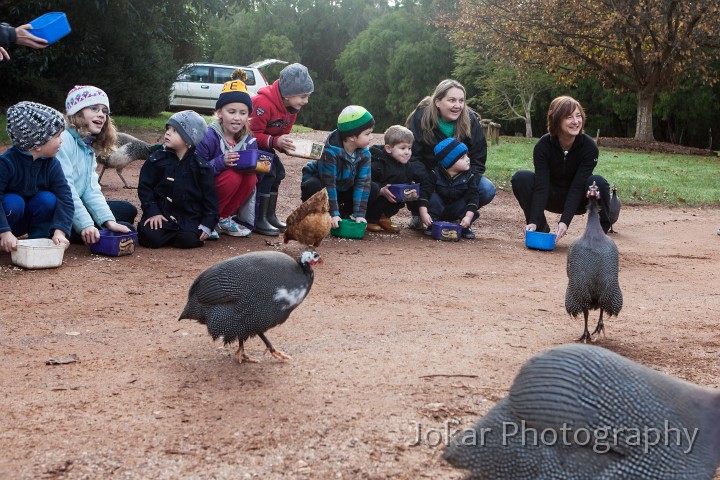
[235,340,260,364]
[259,333,291,360]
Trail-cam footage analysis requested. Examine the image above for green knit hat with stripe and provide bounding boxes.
[337,105,375,139]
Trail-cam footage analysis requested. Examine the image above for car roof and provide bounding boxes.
[183,59,288,70]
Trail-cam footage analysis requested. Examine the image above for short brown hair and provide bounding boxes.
[546,96,585,137]
[384,125,414,147]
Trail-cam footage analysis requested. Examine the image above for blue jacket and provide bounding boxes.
[420,166,480,213]
[0,146,74,236]
[301,130,372,218]
[137,147,219,233]
[56,128,116,233]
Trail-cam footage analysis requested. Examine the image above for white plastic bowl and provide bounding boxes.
[11,238,65,269]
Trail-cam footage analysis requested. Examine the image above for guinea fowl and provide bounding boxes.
[284,188,332,248]
[565,182,622,342]
[97,132,161,188]
[444,344,720,479]
[179,250,322,363]
[607,184,621,233]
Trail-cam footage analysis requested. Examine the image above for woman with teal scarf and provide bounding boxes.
[405,79,496,229]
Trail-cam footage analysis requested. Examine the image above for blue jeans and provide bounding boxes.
[3,192,57,238]
[407,174,496,216]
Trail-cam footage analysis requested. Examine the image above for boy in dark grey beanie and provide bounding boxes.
[0,101,73,252]
[136,110,219,249]
[250,63,315,235]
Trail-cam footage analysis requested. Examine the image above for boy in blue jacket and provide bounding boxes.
[300,105,378,229]
[0,102,73,253]
[418,138,480,239]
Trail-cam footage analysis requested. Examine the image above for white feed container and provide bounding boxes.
[291,139,324,159]
[11,238,65,269]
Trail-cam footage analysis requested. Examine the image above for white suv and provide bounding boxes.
[169,59,287,111]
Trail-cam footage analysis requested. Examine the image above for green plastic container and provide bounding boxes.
[330,219,367,239]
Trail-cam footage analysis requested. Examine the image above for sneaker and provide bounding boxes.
[207,230,220,240]
[462,228,476,239]
[409,216,423,230]
[217,217,252,237]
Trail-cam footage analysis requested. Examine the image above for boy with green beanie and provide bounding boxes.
[300,105,378,228]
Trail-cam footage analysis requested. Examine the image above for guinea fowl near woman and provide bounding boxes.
[179,250,322,363]
[565,182,622,342]
[444,343,720,479]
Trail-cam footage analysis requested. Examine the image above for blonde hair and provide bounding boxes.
[215,68,252,142]
[384,125,414,147]
[547,96,586,137]
[406,79,472,145]
[65,112,117,157]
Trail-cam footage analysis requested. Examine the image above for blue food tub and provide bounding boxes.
[431,221,462,242]
[29,12,71,45]
[525,230,557,251]
[387,183,420,202]
[90,230,138,257]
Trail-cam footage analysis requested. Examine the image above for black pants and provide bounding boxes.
[511,171,611,233]
[257,153,285,195]
[69,200,137,244]
[300,177,379,218]
[137,223,204,249]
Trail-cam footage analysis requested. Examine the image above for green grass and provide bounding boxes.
[1,113,716,206]
[486,136,720,206]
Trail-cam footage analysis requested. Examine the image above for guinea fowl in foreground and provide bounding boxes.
[444,344,720,479]
[179,250,322,363]
[565,182,622,342]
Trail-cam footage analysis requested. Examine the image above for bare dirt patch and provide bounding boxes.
[1,131,719,479]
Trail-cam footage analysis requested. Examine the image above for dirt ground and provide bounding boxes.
[1,131,718,479]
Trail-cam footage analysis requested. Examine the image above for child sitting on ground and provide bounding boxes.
[0,101,73,252]
[366,125,415,233]
[300,105,378,229]
[418,137,480,239]
[196,71,257,238]
[137,110,219,249]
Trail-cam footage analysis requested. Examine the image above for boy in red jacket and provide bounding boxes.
[250,63,314,235]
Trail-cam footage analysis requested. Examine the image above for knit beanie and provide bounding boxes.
[216,79,253,111]
[65,85,110,115]
[434,137,468,169]
[337,105,374,139]
[167,110,208,147]
[6,101,65,151]
[278,63,314,98]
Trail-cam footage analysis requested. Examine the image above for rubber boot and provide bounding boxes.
[254,193,279,236]
[266,192,286,232]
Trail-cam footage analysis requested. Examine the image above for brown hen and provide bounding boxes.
[283,188,331,248]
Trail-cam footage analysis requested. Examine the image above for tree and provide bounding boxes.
[444,0,720,141]
[337,9,454,129]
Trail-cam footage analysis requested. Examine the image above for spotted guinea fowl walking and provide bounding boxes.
[607,184,621,233]
[179,250,322,363]
[97,132,161,188]
[566,182,622,342]
[444,343,720,479]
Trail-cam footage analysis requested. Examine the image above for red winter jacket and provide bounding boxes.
[249,80,296,153]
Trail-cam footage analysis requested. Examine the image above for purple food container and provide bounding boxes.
[90,230,138,257]
[387,183,420,202]
[431,221,462,242]
[233,149,273,171]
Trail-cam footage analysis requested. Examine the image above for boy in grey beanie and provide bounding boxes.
[1,101,73,252]
[249,63,315,236]
[136,109,218,249]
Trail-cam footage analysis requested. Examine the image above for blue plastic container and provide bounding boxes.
[90,230,138,257]
[525,230,557,251]
[387,183,420,202]
[29,12,71,45]
[233,149,273,171]
[431,221,462,241]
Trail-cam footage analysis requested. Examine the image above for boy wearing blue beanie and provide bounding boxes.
[417,137,480,239]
